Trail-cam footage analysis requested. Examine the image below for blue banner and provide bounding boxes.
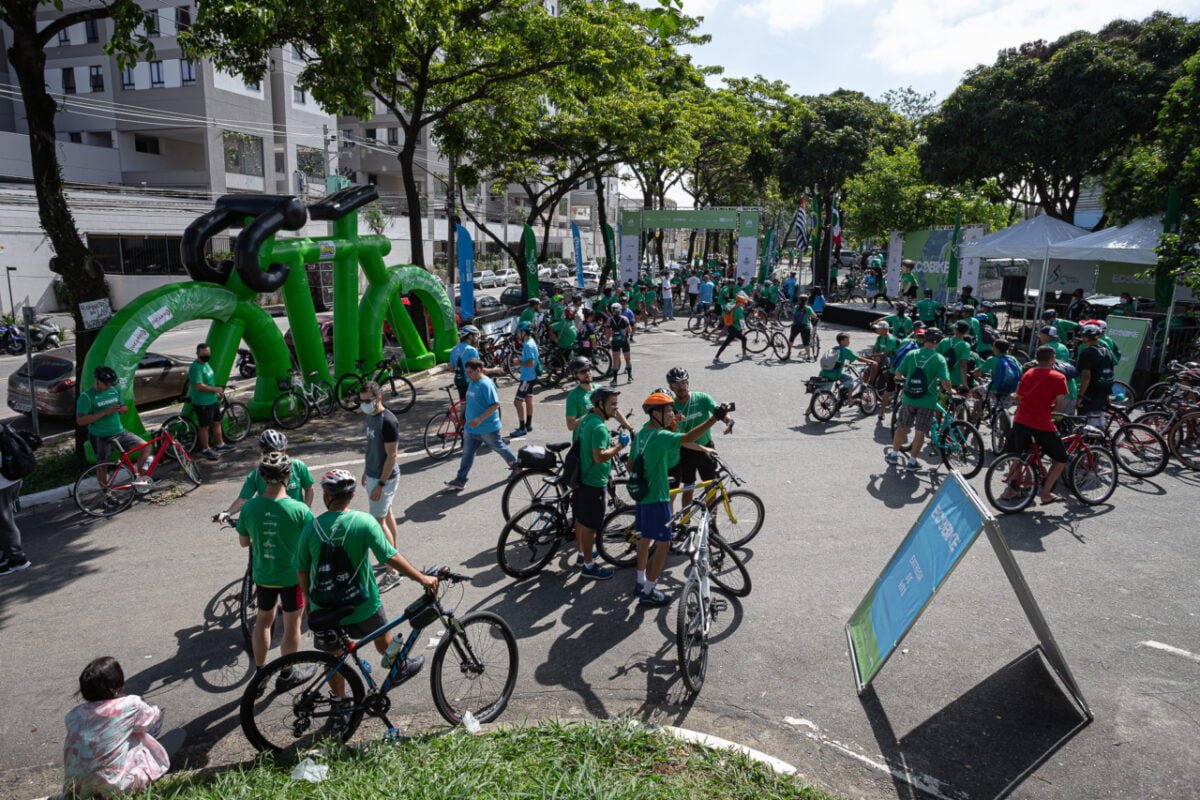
[456,224,475,320]
[846,474,989,689]
[571,221,585,289]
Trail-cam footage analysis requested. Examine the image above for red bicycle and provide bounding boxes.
[984,415,1118,514]
[75,426,201,517]
[423,386,466,460]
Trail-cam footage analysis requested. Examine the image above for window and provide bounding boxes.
[291,44,303,60]
[67,132,82,144]
[245,77,260,91]
[149,60,164,88]
[144,10,159,37]
[134,136,160,154]
[180,59,196,85]
[341,128,354,146]
[292,84,306,104]
[121,67,135,89]
[365,128,377,142]
[223,131,264,177]
[57,29,71,46]
[89,65,104,92]
[61,68,76,94]
[175,6,191,29]
[85,19,99,43]
[387,127,398,146]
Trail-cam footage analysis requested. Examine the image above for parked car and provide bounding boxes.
[499,286,529,308]
[553,263,572,278]
[455,293,502,316]
[495,269,520,286]
[476,270,500,288]
[581,269,600,287]
[284,313,334,361]
[6,347,191,418]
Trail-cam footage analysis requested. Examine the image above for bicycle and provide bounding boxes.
[271,369,335,430]
[675,498,733,695]
[423,386,465,460]
[75,426,201,517]
[239,568,518,752]
[163,390,252,453]
[502,438,630,521]
[984,415,1118,513]
[213,513,257,655]
[806,367,880,422]
[496,478,581,579]
[334,356,416,414]
[888,394,985,479]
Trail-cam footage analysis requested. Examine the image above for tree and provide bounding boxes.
[0,0,153,453]
[185,0,577,269]
[880,86,937,125]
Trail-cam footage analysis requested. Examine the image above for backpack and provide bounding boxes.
[991,355,1020,394]
[891,340,919,369]
[308,517,367,611]
[980,324,997,346]
[0,424,37,481]
[1054,360,1079,380]
[819,348,840,371]
[1092,347,1115,388]
[561,437,583,489]
[904,353,934,399]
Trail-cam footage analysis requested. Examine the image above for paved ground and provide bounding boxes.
[2,314,1199,800]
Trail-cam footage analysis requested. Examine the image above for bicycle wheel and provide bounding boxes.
[709,489,764,548]
[334,373,364,412]
[1110,423,1168,478]
[590,348,611,377]
[1142,380,1173,403]
[1132,410,1171,435]
[160,415,197,454]
[984,453,1039,514]
[501,468,561,521]
[1168,411,1200,470]
[858,386,879,416]
[172,441,202,486]
[311,381,336,416]
[675,578,707,695]
[431,611,519,726]
[707,535,752,598]
[1067,447,1117,505]
[423,412,459,460]
[271,391,309,430]
[988,410,1011,455]
[239,556,254,654]
[240,651,365,753]
[595,506,639,568]
[770,331,791,361]
[1110,380,1135,410]
[496,503,565,579]
[744,325,769,354]
[75,462,136,518]
[936,420,985,479]
[221,401,252,442]
[387,374,417,414]
[687,313,704,333]
[811,390,838,422]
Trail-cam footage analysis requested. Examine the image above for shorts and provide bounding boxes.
[1006,422,1069,464]
[610,338,630,354]
[635,501,672,543]
[455,381,468,402]
[91,431,146,463]
[256,584,305,613]
[367,472,399,517]
[898,403,936,434]
[312,608,388,651]
[515,380,536,400]
[572,484,607,531]
[195,402,223,426]
[670,447,718,487]
[789,322,812,347]
[1077,392,1108,415]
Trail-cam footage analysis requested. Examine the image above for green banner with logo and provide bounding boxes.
[638,209,741,230]
[1095,261,1157,296]
[1104,315,1152,386]
[522,224,538,300]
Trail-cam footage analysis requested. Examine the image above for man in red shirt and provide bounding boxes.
[1007,346,1070,504]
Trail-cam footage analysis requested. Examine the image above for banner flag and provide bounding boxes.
[832,198,842,249]
[455,224,475,320]
[793,201,810,252]
[522,224,539,300]
[570,221,585,289]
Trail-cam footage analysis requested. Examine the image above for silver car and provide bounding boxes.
[6,347,192,418]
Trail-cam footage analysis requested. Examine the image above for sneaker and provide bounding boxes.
[200,448,220,461]
[580,563,614,580]
[444,479,466,491]
[390,654,425,685]
[215,443,235,452]
[508,427,527,439]
[638,589,671,607]
[884,450,901,465]
[275,663,316,692]
[0,557,30,577]
[327,697,354,733]
[905,458,920,471]
[377,572,402,592]
[712,357,722,364]
[525,425,534,434]
[633,578,645,597]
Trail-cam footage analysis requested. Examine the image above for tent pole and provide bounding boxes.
[1031,250,1050,352]
[1158,281,1178,372]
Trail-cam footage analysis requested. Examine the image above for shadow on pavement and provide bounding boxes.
[860,648,1090,800]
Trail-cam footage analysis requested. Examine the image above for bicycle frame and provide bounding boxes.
[107,431,182,482]
[682,502,715,637]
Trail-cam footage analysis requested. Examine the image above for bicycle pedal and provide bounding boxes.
[710,599,728,613]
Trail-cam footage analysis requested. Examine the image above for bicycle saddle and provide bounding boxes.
[546,442,571,453]
[308,605,357,632]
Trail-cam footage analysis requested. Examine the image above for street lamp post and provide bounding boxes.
[5,266,15,319]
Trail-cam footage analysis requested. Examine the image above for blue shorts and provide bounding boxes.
[635,502,672,542]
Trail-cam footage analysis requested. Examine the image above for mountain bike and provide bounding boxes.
[675,499,732,696]
[806,370,879,422]
[240,568,518,752]
[502,439,630,521]
[889,394,985,479]
[496,479,581,579]
[335,356,417,414]
[984,416,1118,513]
[75,426,201,517]
[423,386,465,460]
[271,369,335,430]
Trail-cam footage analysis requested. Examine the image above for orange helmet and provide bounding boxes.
[642,390,675,414]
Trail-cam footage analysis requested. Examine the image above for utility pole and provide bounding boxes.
[446,154,456,290]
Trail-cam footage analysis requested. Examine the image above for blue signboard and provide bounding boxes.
[846,473,990,690]
[571,221,585,289]
[456,224,475,320]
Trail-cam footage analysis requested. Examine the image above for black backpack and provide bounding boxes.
[980,324,997,346]
[0,424,37,481]
[308,517,367,611]
[1092,347,1115,387]
[904,352,935,400]
[561,437,583,489]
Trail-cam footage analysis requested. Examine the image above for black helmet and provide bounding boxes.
[569,356,592,373]
[93,366,118,386]
[923,289,933,297]
[590,385,620,408]
[665,367,689,385]
[923,327,944,342]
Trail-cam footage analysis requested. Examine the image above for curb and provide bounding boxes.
[661,724,799,776]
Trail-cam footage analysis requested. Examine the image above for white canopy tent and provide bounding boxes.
[1046,216,1162,265]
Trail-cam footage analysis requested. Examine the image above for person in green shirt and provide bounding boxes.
[548,294,565,322]
[572,386,629,581]
[518,297,542,328]
[1041,310,1079,348]
[76,365,151,490]
[807,332,865,419]
[565,357,634,436]
[899,259,919,300]
[867,320,899,391]
[979,300,999,329]
[713,294,750,363]
[880,303,914,338]
[296,469,438,700]
[888,329,953,471]
[667,366,725,514]
[959,285,980,308]
[189,342,229,461]
[632,391,729,607]
[216,429,315,521]
[552,311,578,356]
[1115,293,1138,318]
[915,290,943,328]
[936,321,973,388]
[236,451,314,674]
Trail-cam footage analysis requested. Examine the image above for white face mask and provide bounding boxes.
[360,401,376,415]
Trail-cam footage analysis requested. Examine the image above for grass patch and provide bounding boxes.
[136,720,838,800]
[20,443,85,496]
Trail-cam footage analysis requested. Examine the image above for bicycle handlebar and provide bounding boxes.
[220,194,308,293]
[307,184,378,222]
[422,566,470,584]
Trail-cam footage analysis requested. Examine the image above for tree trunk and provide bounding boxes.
[8,14,109,457]
[594,172,614,290]
[814,193,833,291]
[396,141,426,268]
[686,231,697,266]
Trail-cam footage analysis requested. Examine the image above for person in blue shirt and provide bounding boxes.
[445,358,517,490]
[810,285,827,318]
[698,274,715,315]
[511,321,540,438]
[782,272,797,304]
[448,325,482,401]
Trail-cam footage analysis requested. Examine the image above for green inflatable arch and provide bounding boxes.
[394,265,457,362]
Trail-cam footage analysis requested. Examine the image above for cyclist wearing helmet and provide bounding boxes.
[959,285,979,308]
[667,367,724,513]
[936,321,973,389]
[879,302,914,338]
[518,296,541,328]
[215,429,314,521]
[632,390,730,606]
[445,357,518,490]
[607,301,633,384]
[296,469,438,697]
[509,321,540,438]
[449,326,482,402]
[572,385,629,580]
[888,328,953,471]
[235,452,313,676]
[1075,325,1116,417]
[552,306,578,356]
[979,300,998,329]
[973,312,994,358]
[76,366,151,491]
[713,293,751,364]
[565,356,634,434]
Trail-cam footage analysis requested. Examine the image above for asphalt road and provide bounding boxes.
[2,314,1198,800]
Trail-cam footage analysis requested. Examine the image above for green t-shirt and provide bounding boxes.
[188,360,219,406]
[1054,318,1079,343]
[819,345,857,380]
[549,302,565,322]
[565,385,593,421]
[730,304,745,331]
[873,334,899,356]
[936,338,971,378]
[554,319,577,349]
[915,298,942,323]
[900,272,919,292]
[1052,341,1078,398]
[898,349,950,410]
[519,307,536,325]
[295,509,397,625]
[672,391,717,447]
[237,496,313,588]
[630,425,683,505]
[76,385,124,437]
[882,314,913,338]
[574,412,613,488]
[964,317,983,347]
[238,460,314,503]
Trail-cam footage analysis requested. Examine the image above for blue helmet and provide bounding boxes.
[975,313,989,322]
[517,321,532,332]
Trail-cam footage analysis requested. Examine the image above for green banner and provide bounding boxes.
[522,224,538,300]
[738,211,760,238]
[1104,315,1152,386]
[901,228,958,298]
[604,223,617,276]
[639,209,741,231]
[1095,261,1157,296]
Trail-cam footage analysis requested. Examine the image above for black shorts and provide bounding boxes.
[1077,392,1108,415]
[195,402,223,426]
[1006,422,1069,464]
[256,584,305,613]
[670,446,718,487]
[515,380,536,400]
[572,484,607,531]
[789,322,812,347]
[312,608,388,651]
[610,338,630,354]
[455,381,468,402]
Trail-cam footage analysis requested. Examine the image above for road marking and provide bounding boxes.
[1139,641,1200,663]
[310,450,429,472]
[782,716,963,800]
